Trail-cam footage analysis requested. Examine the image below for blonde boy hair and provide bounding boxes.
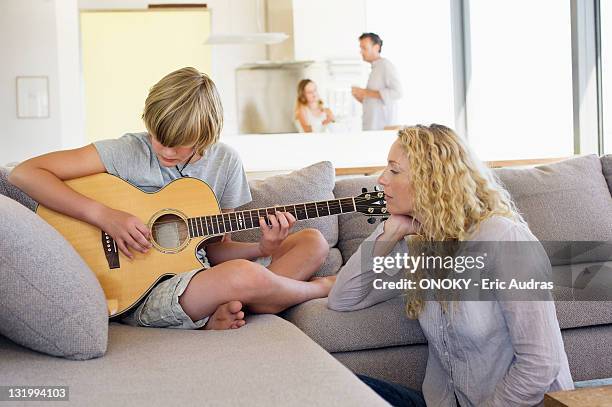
[142,67,223,155]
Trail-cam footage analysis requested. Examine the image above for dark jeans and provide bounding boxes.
[358,374,427,407]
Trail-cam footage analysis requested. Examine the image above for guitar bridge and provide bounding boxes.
[102,231,120,269]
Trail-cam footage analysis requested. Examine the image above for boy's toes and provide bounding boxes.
[231,319,246,329]
[228,300,242,314]
[204,301,244,330]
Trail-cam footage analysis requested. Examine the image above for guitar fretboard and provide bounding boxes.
[187,197,356,237]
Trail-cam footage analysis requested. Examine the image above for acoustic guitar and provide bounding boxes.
[36,173,387,318]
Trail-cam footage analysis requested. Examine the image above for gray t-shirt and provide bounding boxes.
[93,132,252,209]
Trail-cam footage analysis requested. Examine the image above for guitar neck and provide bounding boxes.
[187,197,357,237]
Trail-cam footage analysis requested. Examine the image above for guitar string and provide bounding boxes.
[149,198,384,227]
[149,206,384,226]
[150,199,386,238]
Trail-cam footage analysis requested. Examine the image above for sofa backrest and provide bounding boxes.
[495,155,612,265]
[494,155,612,242]
[334,155,612,266]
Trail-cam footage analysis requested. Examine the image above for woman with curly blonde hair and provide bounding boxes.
[328,124,573,406]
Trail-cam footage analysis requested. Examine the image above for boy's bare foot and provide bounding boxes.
[310,275,337,297]
[204,300,246,330]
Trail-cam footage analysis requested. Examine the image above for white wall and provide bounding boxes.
[292,0,366,61]
[55,0,84,151]
[0,0,59,164]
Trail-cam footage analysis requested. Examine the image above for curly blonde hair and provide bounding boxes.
[400,124,523,318]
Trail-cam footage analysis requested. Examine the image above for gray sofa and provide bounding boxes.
[1,154,611,406]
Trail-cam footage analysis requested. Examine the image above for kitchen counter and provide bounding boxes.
[221,130,396,174]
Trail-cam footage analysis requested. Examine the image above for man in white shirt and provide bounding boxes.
[352,33,403,131]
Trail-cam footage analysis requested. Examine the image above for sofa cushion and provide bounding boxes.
[0,166,36,211]
[333,175,381,263]
[0,195,108,360]
[495,155,612,264]
[0,316,388,407]
[232,160,339,246]
[285,291,612,357]
[494,155,612,241]
[551,260,612,329]
[554,297,612,330]
[283,296,426,353]
[602,154,612,194]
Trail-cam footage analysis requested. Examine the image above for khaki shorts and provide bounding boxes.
[121,269,208,329]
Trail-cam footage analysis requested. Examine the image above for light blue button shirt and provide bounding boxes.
[329,216,574,406]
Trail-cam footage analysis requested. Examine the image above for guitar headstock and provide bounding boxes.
[354,190,387,217]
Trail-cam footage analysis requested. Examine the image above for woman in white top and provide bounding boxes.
[294,79,334,133]
[328,124,573,406]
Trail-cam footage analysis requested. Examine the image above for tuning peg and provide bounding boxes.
[374,185,383,192]
[367,217,376,224]
[362,187,368,193]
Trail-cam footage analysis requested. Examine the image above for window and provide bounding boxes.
[365,0,456,128]
[601,0,612,153]
[466,0,574,160]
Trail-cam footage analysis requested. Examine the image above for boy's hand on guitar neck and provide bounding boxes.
[95,206,152,259]
[257,211,297,257]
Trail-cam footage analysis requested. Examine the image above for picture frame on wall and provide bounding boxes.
[16,76,49,119]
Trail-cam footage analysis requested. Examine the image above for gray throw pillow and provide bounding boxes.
[0,195,108,360]
[232,161,338,246]
[231,161,340,276]
[333,175,382,263]
[0,166,36,211]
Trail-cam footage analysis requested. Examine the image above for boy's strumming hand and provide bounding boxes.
[97,207,152,259]
[258,211,296,257]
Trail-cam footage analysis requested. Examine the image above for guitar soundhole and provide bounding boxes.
[151,213,189,251]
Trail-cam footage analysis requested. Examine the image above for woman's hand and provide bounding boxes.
[323,108,335,125]
[383,214,420,241]
[372,215,420,258]
[258,211,296,257]
[97,207,152,259]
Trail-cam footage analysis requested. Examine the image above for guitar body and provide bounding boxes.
[36,173,221,318]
